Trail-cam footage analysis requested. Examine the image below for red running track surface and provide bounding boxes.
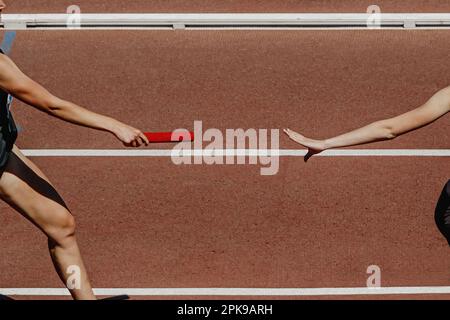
[0,30,449,299]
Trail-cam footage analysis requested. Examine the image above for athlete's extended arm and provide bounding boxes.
[0,54,149,147]
[284,86,450,156]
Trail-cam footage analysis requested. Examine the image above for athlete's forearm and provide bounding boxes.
[47,97,122,133]
[324,87,450,150]
[324,121,393,149]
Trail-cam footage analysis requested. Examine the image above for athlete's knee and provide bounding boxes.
[46,209,76,246]
[59,212,76,236]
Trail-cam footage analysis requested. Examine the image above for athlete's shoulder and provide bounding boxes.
[0,53,12,79]
[0,52,23,83]
[0,51,14,70]
[0,50,9,64]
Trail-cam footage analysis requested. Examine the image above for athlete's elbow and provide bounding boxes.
[24,91,60,114]
[384,125,398,139]
[376,121,398,140]
[45,96,64,114]
[385,130,397,140]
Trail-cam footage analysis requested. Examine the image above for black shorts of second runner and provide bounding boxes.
[435,180,450,246]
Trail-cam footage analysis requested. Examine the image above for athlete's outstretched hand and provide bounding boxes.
[283,128,326,162]
[113,123,149,147]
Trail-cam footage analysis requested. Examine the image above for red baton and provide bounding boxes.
[144,131,194,143]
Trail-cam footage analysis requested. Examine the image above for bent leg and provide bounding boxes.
[0,145,95,300]
[435,180,450,246]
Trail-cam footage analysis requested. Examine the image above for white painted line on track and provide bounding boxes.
[21,149,450,157]
[2,286,450,296]
[3,13,450,29]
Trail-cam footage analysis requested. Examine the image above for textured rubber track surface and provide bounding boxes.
[0,30,449,299]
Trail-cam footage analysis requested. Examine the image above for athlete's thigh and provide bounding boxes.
[10,145,54,186]
[0,145,71,235]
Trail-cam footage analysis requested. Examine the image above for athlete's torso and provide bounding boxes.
[0,48,18,167]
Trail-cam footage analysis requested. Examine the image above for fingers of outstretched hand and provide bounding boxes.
[125,130,149,148]
[283,128,306,145]
[283,128,294,139]
[283,129,322,162]
[139,132,150,145]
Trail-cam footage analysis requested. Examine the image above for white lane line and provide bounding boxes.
[3,13,450,29]
[21,149,450,157]
[2,287,450,296]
